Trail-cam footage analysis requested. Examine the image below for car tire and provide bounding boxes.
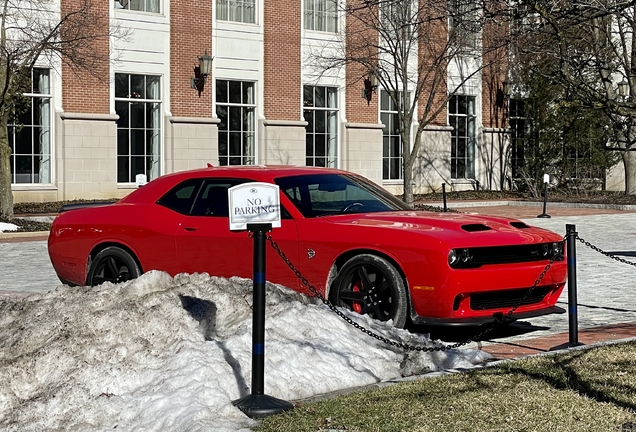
[330,254,408,328]
[86,246,141,287]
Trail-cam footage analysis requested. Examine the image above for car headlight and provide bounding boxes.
[448,249,459,266]
[542,242,564,258]
[551,241,564,257]
[448,248,472,267]
[541,243,550,257]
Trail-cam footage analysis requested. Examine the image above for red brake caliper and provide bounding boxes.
[352,281,362,313]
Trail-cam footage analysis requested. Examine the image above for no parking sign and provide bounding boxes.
[228,182,281,231]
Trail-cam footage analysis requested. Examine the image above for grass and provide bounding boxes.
[256,342,636,432]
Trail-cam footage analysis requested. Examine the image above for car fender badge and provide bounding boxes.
[307,249,316,259]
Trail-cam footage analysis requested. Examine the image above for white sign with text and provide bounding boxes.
[228,182,281,231]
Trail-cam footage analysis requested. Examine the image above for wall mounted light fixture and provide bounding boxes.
[362,73,379,105]
[190,51,214,97]
[618,79,630,98]
[502,80,512,97]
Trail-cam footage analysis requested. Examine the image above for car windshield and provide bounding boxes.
[275,173,411,218]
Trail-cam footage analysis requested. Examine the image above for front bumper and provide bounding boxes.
[410,305,565,326]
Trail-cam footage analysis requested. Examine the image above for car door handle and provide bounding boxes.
[183,226,198,232]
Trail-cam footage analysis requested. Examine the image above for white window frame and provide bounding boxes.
[216,0,256,24]
[304,0,338,33]
[303,85,339,168]
[115,0,161,13]
[114,73,162,184]
[381,90,406,181]
[449,94,476,180]
[9,68,52,185]
[216,80,256,166]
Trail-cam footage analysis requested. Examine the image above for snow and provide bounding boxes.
[0,222,18,233]
[0,271,490,431]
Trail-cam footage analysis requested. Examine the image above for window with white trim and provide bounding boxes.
[381,90,405,180]
[115,0,160,13]
[303,85,338,168]
[509,98,533,179]
[304,0,337,33]
[115,73,162,183]
[216,0,255,23]
[449,0,480,49]
[449,94,476,179]
[216,80,256,165]
[9,68,51,184]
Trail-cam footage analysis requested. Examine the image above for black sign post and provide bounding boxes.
[233,223,293,418]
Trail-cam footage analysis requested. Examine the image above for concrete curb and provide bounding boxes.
[0,231,49,240]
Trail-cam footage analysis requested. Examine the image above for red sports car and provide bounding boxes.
[48,166,567,328]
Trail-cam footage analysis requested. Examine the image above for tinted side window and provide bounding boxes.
[156,179,204,214]
[190,179,249,217]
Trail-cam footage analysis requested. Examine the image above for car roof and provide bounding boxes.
[119,165,353,204]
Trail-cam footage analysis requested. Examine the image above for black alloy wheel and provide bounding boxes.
[330,254,408,328]
[87,246,141,286]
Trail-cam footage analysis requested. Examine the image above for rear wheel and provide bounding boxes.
[330,254,408,328]
[87,246,141,286]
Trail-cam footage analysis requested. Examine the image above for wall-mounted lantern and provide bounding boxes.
[190,51,214,97]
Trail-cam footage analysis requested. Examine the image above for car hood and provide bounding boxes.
[321,211,562,247]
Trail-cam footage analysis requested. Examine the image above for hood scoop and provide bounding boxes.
[510,221,531,229]
[461,223,492,232]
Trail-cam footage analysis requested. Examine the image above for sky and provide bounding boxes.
[0,271,490,431]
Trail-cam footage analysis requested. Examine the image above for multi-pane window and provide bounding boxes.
[509,99,533,179]
[381,90,404,180]
[449,0,480,49]
[216,0,255,23]
[216,80,256,165]
[449,95,476,179]
[303,86,338,168]
[9,68,51,184]
[304,0,337,33]
[115,74,162,184]
[115,0,160,13]
[381,0,413,39]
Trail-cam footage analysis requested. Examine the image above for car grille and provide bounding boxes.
[470,287,551,310]
[469,245,559,266]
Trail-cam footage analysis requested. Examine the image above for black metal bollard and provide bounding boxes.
[442,183,448,212]
[537,180,551,218]
[233,223,293,418]
[565,224,583,347]
[550,224,584,351]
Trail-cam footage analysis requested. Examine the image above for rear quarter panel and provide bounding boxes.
[49,203,183,285]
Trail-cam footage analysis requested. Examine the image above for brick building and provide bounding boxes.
[11,0,512,203]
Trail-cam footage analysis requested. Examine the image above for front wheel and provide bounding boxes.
[330,254,408,328]
[86,246,141,286]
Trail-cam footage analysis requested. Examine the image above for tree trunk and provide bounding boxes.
[623,150,636,195]
[403,155,414,206]
[0,114,13,219]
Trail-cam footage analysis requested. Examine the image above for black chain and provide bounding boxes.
[576,235,636,268]
[267,235,559,352]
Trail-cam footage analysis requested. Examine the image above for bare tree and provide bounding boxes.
[513,1,636,194]
[309,0,511,205]
[0,0,127,220]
